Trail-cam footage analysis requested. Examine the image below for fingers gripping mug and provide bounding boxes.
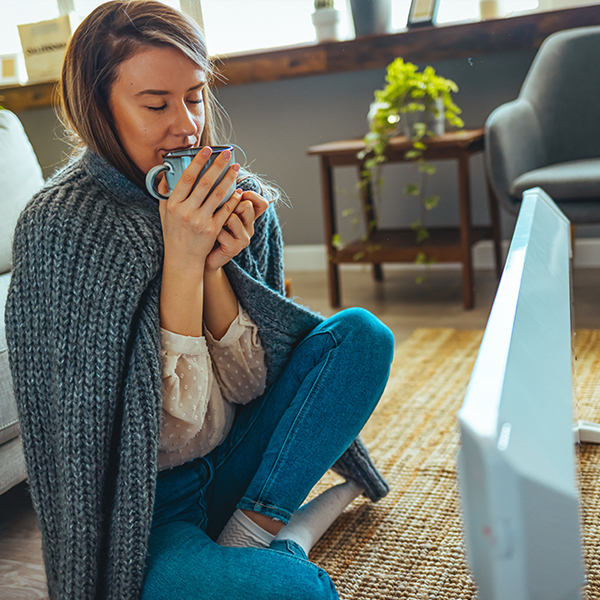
[145,145,236,204]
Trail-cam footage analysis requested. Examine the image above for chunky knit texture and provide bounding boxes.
[5,150,389,600]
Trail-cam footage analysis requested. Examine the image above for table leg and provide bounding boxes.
[320,156,341,307]
[458,152,474,310]
[356,166,383,282]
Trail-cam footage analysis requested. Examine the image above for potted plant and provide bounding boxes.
[358,58,464,248]
[312,0,341,43]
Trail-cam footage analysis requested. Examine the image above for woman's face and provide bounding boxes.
[110,45,206,175]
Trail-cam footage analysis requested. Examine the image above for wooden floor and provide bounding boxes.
[2,265,600,599]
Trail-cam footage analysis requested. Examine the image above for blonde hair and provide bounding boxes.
[60,0,222,188]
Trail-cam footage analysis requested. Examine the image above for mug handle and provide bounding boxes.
[145,164,171,201]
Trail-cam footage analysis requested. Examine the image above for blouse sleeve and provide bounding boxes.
[159,329,214,452]
[204,303,267,404]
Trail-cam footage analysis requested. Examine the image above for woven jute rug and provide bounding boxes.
[309,328,600,599]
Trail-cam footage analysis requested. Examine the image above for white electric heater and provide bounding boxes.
[457,187,597,600]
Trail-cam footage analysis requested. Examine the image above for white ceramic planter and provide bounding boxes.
[311,8,341,43]
[401,98,445,138]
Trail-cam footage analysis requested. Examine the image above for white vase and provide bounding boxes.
[311,8,341,43]
[401,98,445,138]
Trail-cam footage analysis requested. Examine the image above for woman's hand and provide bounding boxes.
[158,147,241,270]
[205,190,270,272]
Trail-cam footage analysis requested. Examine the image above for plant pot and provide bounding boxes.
[349,0,392,37]
[311,8,341,42]
[401,98,445,138]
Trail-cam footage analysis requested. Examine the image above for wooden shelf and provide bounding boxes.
[334,227,494,264]
[1,5,599,113]
[308,130,485,165]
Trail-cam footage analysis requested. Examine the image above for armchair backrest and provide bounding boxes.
[520,25,600,165]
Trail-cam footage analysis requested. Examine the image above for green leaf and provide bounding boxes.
[405,150,422,160]
[410,221,422,231]
[332,234,342,249]
[413,122,427,137]
[413,141,427,150]
[341,208,355,217]
[416,228,429,243]
[353,251,365,261]
[424,195,440,210]
[415,252,426,264]
[419,163,437,175]
[405,183,420,196]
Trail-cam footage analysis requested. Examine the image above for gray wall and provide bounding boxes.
[17,48,543,246]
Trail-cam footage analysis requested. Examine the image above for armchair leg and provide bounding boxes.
[373,264,384,281]
[485,178,504,278]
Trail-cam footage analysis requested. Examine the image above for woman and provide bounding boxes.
[5,1,394,599]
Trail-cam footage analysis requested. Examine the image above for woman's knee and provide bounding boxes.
[330,307,394,369]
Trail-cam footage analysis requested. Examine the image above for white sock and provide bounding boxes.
[216,508,275,549]
[275,480,363,556]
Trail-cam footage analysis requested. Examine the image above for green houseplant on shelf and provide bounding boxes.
[357,58,464,263]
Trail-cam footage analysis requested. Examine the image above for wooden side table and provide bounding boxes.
[307,129,502,309]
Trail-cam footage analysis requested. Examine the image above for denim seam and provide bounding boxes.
[236,498,293,522]
[253,336,338,508]
[295,327,339,355]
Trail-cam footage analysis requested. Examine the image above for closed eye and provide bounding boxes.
[147,104,167,111]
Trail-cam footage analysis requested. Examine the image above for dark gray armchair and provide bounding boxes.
[485,25,600,225]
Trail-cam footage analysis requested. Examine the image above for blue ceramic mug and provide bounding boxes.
[145,145,236,204]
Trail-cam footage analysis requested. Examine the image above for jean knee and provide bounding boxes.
[334,307,394,371]
[269,541,339,600]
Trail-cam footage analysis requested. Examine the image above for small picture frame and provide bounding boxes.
[0,54,21,85]
[407,0,440,28]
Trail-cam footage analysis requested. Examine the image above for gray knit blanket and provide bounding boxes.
[5,150,389,600]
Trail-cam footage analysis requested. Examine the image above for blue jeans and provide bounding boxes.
[142,308,394,600]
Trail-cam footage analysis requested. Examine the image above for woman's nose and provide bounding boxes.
[171,102,199,139]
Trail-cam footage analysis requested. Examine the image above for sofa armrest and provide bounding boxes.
[484,98,547,215]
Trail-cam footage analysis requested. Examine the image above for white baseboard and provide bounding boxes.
[283,238,600,272]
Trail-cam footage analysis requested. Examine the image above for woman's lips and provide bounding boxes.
[160,145,197,158]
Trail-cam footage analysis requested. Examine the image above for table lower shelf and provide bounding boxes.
[331,226,493,264]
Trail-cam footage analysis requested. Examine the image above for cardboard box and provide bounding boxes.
[18,15,74,83]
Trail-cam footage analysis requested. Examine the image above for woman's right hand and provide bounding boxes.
[158,147,241,269]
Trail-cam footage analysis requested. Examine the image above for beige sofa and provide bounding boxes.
[0,109,44,495]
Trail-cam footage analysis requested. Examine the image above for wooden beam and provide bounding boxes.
[1,5,599,112]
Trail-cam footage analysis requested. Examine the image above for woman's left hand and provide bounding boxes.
[205,190,270,272]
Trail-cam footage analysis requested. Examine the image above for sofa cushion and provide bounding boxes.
[0,109,44,274]
[0,272,19,445]
[510,159,600,202]
[0,436,26,495]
